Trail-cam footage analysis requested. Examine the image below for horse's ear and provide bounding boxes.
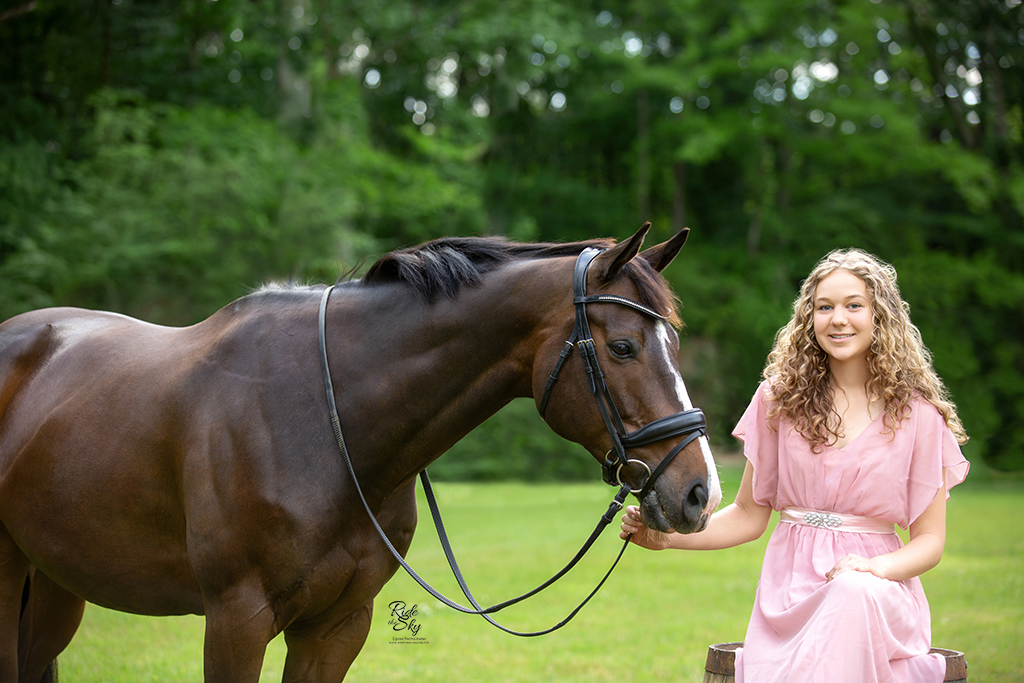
[639,227,689,273]
[594,222,651,283]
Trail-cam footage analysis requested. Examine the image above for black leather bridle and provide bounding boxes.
[316,247,708,636]
[538,247,708,502]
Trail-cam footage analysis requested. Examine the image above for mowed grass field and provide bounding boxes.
[60,463,1023,682]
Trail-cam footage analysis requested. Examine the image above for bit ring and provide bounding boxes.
[615,458,652,494]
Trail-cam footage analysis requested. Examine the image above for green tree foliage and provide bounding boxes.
[1,0,1021,471]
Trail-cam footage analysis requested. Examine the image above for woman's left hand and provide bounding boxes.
[828,483,949,585]
[826,553,888,582]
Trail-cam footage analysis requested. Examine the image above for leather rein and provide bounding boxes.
[317,247,707,637]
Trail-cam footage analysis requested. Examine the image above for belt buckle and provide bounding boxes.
[803,511,843,529]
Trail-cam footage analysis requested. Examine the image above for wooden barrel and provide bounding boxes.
[933,647,969,683]
[702,642,742,683]
[702,642,967,682]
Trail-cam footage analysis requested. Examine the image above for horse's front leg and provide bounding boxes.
[281,602,372,683]
[203,582,277,683]
[278,478,419,682]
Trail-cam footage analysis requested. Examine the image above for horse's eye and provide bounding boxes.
[609,341,635,359]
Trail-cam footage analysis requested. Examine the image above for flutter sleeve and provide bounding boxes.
[905,399,970,527]
[732,381,781,510]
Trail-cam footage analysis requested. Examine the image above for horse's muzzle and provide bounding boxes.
[639,476,713,534]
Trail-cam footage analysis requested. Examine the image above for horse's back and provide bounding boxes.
[0,309,60,416]
[0,307,216,613]
[0,307,182,436]
[0,306,175,365]
[0,303,270,484]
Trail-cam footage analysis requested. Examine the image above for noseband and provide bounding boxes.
[538,247,707,501]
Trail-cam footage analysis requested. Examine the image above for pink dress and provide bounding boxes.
[732,381,969,683]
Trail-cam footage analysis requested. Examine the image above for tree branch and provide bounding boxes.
[0,1,37,26]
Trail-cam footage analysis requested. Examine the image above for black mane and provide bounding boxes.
[357,235,681,325]
[360,236,609,302]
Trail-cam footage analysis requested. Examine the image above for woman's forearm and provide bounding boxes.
[621,461,772,551]
[659,460,771,550]
[873,531,944,581]
[663,498,771,550]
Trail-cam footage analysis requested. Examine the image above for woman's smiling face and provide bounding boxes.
[813,268,874,366]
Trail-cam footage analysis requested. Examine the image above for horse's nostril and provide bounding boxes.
[684,481,709,518]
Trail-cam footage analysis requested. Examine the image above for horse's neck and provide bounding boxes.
[327,263,567,486]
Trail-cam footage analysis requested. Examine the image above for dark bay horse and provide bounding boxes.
[0,223,721,682]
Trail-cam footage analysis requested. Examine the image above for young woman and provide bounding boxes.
[621,249,969,682]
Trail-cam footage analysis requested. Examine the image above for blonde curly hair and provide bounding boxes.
[763,248,968,451]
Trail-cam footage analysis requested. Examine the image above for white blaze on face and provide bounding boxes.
[655,321,723,512]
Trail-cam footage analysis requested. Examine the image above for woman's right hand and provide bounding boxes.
[619,505,672,550]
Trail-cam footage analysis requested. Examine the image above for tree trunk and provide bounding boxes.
[672,161,687,232]
[636,89,650,221]
[278,0,313,131]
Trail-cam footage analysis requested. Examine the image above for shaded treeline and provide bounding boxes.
[1,0,1022,471]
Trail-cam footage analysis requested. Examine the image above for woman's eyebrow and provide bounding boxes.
[814,294,867,304]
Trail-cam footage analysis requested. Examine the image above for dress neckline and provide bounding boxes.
[829,411,884,452]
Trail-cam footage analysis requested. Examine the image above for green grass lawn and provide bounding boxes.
[59,464,1023,682]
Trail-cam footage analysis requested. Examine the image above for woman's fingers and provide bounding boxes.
[619,506,642,538]
[826,554,880,582]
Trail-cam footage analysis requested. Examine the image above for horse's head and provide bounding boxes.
[533,223,722,534]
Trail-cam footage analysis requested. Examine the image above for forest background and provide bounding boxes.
[2,0,1023,476]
